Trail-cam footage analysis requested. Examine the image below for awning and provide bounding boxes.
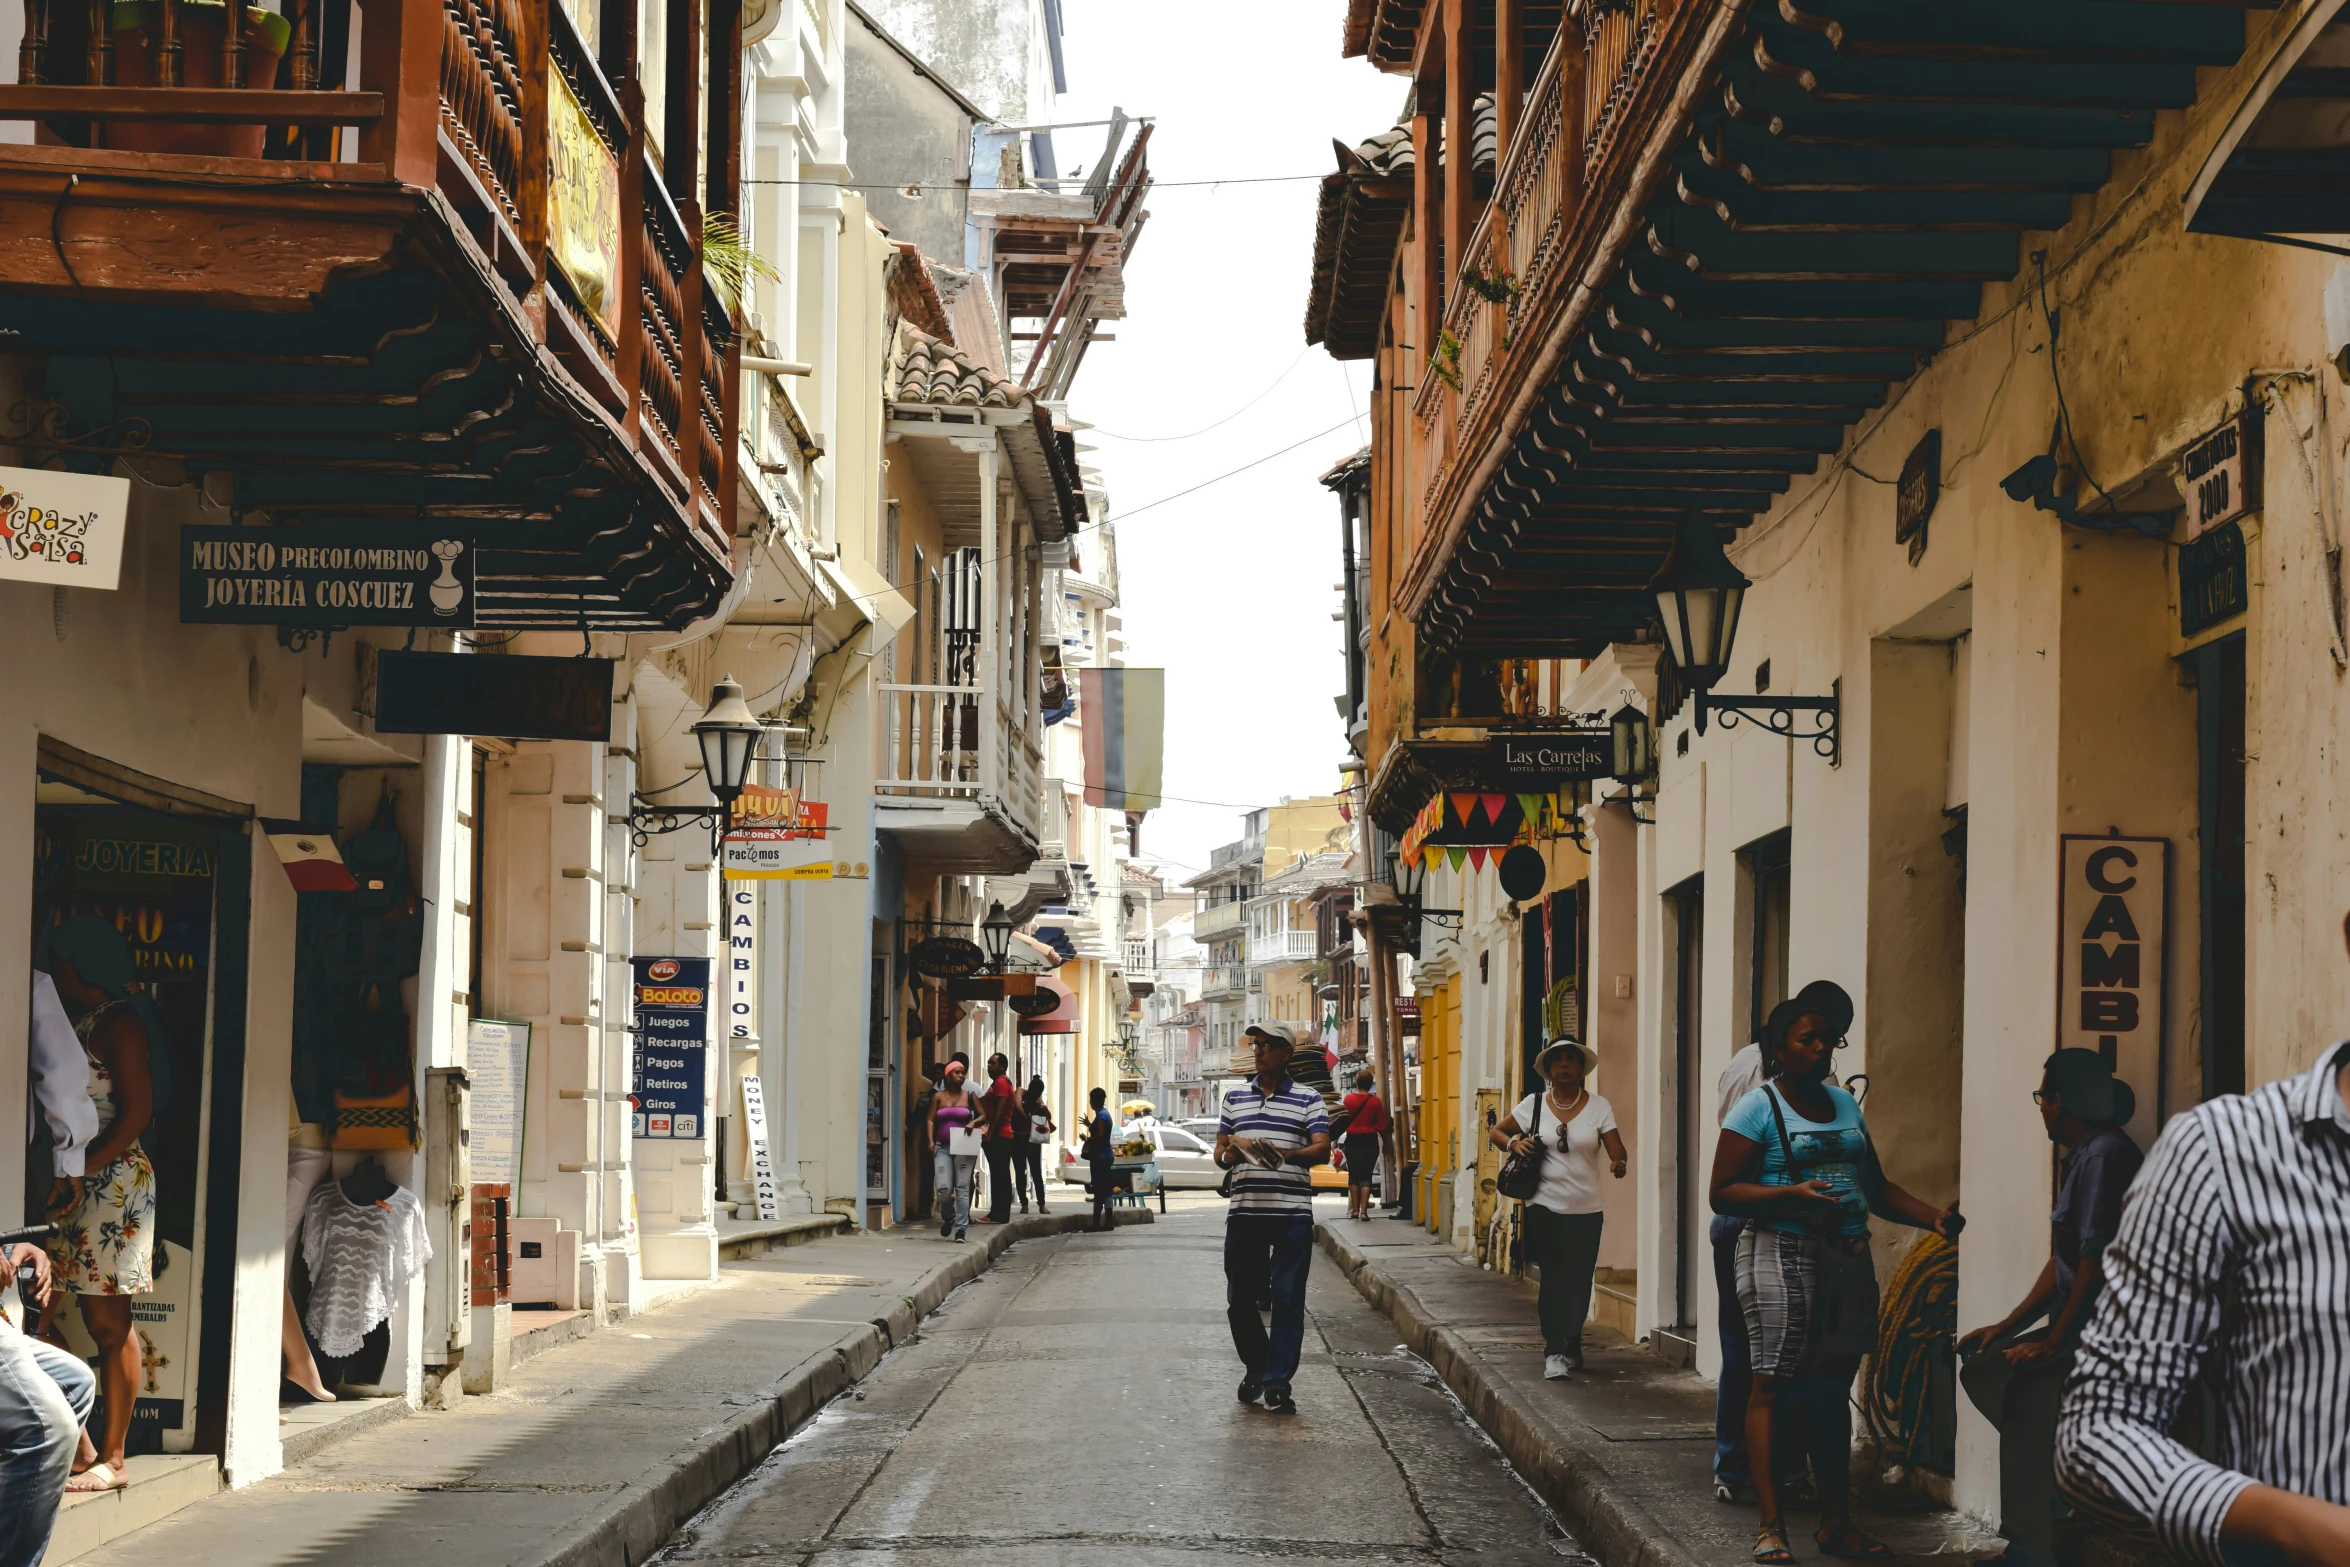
[2185,0,2350,244]
[1018,975,1079,1035]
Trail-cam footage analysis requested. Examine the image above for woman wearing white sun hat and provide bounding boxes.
[1490,1035,1626,1381]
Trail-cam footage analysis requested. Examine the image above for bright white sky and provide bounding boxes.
[1047,2,1402,886]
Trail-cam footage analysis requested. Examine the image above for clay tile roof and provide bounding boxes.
[889,324,1023,409]
[1304,122,1419,361]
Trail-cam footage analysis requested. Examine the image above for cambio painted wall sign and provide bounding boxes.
[180,522,475,625]
[908,936,987,979]
[2057,836,2166,1138]
[0,466,130,589]
[373,652,616,742]
[2181,409,2260,539]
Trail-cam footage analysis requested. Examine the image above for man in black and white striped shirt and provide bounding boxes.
[2054,1031,2350,1566]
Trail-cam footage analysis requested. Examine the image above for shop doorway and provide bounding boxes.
[1665,876,1705,1337]
[2191,633,2247,1099]
[29,740,251,1459]
[866,944,894,1226]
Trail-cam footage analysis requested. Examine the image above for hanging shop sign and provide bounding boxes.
[2181,410,2260,540]
[0,466,130,589]
[1896,429,1941,567]
[373,651,615,742]
[180,523,474,626]
[908,935,988,979]
[723,830,833,880]
[465,1018,530,1188]
[630,956,709,1139]
[547,62,624,338]
[731,783,799,829]
[1491,733,1610,784]
[2178,522,2249,637]
[728,884,756,1039]
[2056,836,2166,1137]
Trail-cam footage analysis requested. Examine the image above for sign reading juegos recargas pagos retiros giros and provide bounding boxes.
[0,467,131,590]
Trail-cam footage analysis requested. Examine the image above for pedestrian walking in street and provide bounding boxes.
[1710,996,1838,1506]
[979,1053,1019,1224]
[40,916,163,1495]
[1957,1049,2141,1567]
[1214,1021,1331,1418]
[1080,1086,1116,1232]
[1490,1037,1625,1381]
[1017,1076,1053,1215]
[2053,915,2350,1567]
[927,1061,982,1241]
[1711,981,1960,1564]
[1337,1070,1389,1222]
[0,1234,97,1567]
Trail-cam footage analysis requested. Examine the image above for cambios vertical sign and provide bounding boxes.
[630,956,710,1139]
[2056,836,2167,1139]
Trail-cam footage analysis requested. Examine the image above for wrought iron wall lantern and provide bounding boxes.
[1649,512,1841,765]
[1385,847,1464,938]
[625,675,767,854]
[980,901,1016,973]
[1608,702,1661,824]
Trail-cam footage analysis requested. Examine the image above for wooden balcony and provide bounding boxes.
[1390,0,2255,658]
[0,0,745,626]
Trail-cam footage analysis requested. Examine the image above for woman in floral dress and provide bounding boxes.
[42,916,159,1493]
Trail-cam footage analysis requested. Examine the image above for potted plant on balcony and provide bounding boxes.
[35,0,291,159]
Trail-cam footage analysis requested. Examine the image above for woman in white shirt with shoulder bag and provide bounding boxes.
[1490,1036,1626,1381]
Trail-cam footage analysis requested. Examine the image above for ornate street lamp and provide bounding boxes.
[980,901,1016,974]
[1649,513,1840,762]
[628,675,768,852]
[1609,703,1652,786]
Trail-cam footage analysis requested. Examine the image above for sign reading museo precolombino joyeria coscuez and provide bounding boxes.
[179,521,475,626]
[630,956,709,1140]
[0,466,131,590]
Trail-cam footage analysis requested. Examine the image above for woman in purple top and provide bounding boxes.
[926,1061,982,1241]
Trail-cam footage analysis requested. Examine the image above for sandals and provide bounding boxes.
[66,1462,127,1493]
[1815,1517,1893,1560]
[1753,1520,1795,1564]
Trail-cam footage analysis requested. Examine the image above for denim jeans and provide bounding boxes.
[0,1319,96,1567]
[1224,1213,1314,1386]
[1713,1215,1816,1490]
[933,1150,976,1232]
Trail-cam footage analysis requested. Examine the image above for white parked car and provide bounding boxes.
[1055,1123,1224,1189]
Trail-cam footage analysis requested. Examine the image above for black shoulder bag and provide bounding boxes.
[1761,1083,1881,1371]
[1496,1093,1546,1202]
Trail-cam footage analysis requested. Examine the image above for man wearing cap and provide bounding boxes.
[1960,1049,2143,1566]
[1215,1021,1331,1416]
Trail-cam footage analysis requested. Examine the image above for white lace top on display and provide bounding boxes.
[302,1182,432,1357]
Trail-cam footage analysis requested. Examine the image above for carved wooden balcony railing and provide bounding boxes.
[0,0,739,560]
[1409,0,1664,556]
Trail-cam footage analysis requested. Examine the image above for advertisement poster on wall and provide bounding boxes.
[32,808,220,1453]
[630,957,709,1139]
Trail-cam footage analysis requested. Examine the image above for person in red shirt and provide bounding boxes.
[1337,1071,1391,1220]
[978,1052,1022,1224]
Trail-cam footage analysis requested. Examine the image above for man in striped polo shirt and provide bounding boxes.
[1215,1021,1331,1416]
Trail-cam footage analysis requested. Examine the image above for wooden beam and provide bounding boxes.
[1496,0,1523,154]
[0,86,384,122]
[1444,0,1473,286]
[356,0,436,184]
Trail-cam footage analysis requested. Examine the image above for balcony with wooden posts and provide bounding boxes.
[0,0,746,625]
[1354,0,2260,660]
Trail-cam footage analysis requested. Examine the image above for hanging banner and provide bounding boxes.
[728,883,756,1039]
[2056,836,2166,1144]
[548,62,624,338]
[739,1074,781,1221]
[0,467,130,589]
[630,956,709,1139]
[1078,666,1166,809]
[180,523,475,626]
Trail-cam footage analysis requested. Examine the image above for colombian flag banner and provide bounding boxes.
[1078,667,1165,810]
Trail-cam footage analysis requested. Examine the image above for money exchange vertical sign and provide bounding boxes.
[2056,836,2167,1139]
[630,956,709,1139]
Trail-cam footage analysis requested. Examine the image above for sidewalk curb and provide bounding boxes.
[534,1207,1154,1567]
[1317,1223,1706,1567]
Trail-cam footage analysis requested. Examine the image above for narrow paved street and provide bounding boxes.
[651,1196,1588,1567]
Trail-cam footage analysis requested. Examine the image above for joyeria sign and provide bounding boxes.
[180,522,475,626]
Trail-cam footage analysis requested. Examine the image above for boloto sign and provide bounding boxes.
[0,466,130,590]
